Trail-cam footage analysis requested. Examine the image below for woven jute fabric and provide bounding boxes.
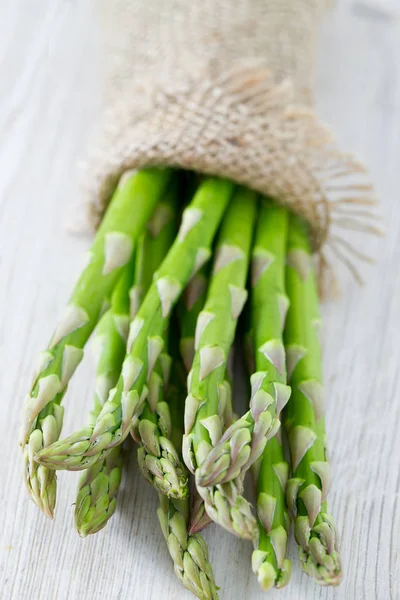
[84,0,377,284]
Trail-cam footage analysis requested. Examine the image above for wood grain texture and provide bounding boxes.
[0,1,399,598]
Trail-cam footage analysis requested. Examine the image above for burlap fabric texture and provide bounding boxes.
[84,0,379,286]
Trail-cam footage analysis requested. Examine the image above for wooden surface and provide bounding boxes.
[0,1,399,599]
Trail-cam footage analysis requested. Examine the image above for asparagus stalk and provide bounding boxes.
[283,214,341,585]
[75,265,134,536]
[249,202,292,590]
[183,187,258,540]
[156,363,219,600]
[181,281,235,533]
[135,348,188,498]
[21,168,172,517]
[36,177,234,471]
[177,266,216,533]
[131,192,190,499]
[252,436,292,590]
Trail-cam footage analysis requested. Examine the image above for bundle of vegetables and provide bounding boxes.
[21,167,346,598]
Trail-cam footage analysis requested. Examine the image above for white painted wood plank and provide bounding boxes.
[0,1,399,599]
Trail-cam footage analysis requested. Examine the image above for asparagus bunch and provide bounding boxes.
[20,167,346,594]
[156,361,219,600]
[21,168,172,517]
[36,178,234,471]
[249,202,292,590]
[283,214,342,585]
[183,187,258,540]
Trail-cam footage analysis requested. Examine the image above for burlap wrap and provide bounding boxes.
[84,0,378,284]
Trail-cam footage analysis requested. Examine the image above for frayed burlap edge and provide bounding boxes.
[83,65,381,293]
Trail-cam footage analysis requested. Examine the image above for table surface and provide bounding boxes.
[1,1,399,599]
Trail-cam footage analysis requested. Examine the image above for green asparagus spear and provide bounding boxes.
[177,266,214,533]
[36,177,234,471]
[74,264,134,536]
[183,187,258,540]
[249,202,292,590]
[178,274,235,534]
[21,168,172,517]
[131,192,189,499]
[135,347,188,498]
[156,363,219,600]
[283,214,342,585]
